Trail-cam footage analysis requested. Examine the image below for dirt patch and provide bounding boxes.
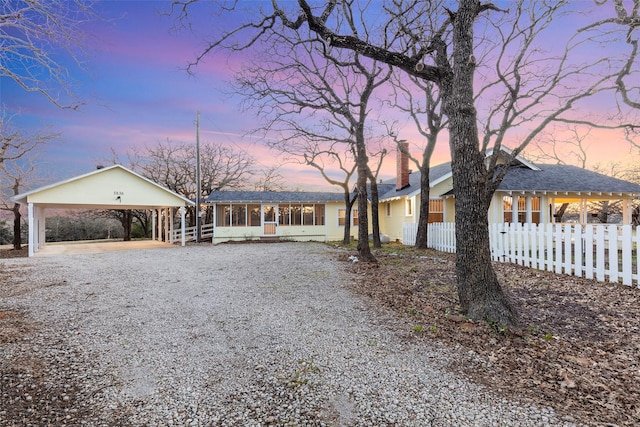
[345,246,640,426]
[0,246,28,259]
[0,310,34,344]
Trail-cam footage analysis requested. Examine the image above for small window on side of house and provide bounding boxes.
[405,198,413,216]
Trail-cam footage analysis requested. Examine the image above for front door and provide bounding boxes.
[263,205,277,236]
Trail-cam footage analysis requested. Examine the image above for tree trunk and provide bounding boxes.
[355,131,375,262]
[555,203,569,222]
[121,210,133,241]
[12,203,22,250]
[415,165,431,249]
[446,0,517,327]
[342,190,353,245]
[368,174,381,248]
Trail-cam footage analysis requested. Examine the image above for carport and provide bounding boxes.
[13,165,194,257]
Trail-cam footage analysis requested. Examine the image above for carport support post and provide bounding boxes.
[181,206,186,246]
[152,209,156,241]
[28,203,35,257]
[164,208,171,243]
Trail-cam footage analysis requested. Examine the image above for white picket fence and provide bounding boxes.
[403,222,640,287]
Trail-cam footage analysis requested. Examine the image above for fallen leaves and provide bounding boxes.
[343,245,640,427]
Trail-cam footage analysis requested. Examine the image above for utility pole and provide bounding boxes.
[195,110,201,243]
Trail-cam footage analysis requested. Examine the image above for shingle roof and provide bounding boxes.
[379,161,640,200]
[379,162,452,199]
[206,161,640,204]
[205,190,345,203]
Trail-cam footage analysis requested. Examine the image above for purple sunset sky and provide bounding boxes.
[2,1,637,191]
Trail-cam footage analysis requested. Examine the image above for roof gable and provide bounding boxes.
[14,165,193,209]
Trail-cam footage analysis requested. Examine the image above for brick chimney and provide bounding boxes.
[396,142,410,191]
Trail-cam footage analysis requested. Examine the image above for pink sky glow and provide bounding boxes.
[3,1,637,193]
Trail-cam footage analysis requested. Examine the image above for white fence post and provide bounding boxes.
[608,224,619,283]
[584,225,594,280]
[621,224,632,286]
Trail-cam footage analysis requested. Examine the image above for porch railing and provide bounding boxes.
[170,222,214,243]
[403,222,639,287]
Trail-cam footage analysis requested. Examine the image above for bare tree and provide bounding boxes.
[526,125,592,168]
[172,1,637,326]
[0,110,56,249]
[387,72,447,249]
[1,110,57,164]
[1,0,97,109]
[230,23,392,261]
[253,164,287,192]
[280,138,357,245]
[0,158,36,249]
[366,143,390,248]
[115,139,254,227]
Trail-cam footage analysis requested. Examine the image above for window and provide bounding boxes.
[279,205,291,226]
[503,196,540,224]
[338,209,346,226]
[405,198,413,216]
[263,205,276,222]
[338,208,358,226]
[231,204,247,226]
[216,203,326,227]
[217,203,260,227]
[503,196,513,223]
[516,196,526,224]
[428,199,444,223]
[531,197,541,224]
[314,204,325,225]
[291,205,302,225]
[249,205,261,226]
[216,204,230,226]
[386,202,391,217]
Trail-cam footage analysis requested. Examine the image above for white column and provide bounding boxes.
[181,206,186,246]
[525,196,532,224]
[164,208,170,243]
[623,199,632,224]
[169,207,174,244]
[28,203,35,257]
[580,199,587,224]
[152,209,156,241]
[512,196,518,224]
[38,206,45,250]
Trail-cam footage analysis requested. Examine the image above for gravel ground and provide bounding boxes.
[1,242,580,426]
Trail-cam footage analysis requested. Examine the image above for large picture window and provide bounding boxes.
[218,203,325,227]
[278,204,326,226]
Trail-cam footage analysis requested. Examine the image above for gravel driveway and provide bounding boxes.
[1,242,575,426]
